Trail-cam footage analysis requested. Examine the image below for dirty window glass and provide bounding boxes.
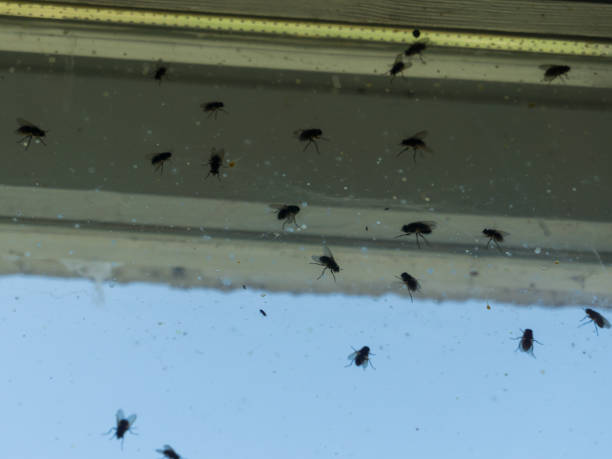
[1,11,611,459]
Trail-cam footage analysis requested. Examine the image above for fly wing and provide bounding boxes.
[538,64,553,71]
[16,118,36,127]
[126,414,137,426]
[412,130,428,140]
[602,316,612,329]
[347,351,358,361]
[269,204,287,211]
[322,245,335,260]
[421,221,437,229]
[497,230,510,237]
[311,255,323,264]
[115,409,125,423]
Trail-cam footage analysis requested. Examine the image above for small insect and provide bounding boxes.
[397,131,431,162]
[205,148,225,180]
[148,151,172,174]
[346,346,375,369]
[395,272,420,302]
[242,285,247,289]
[388,57,411,81]
[395,221,436,248]
[201,101,227,119]
[295,128,326,153]
[259,309,267,317]
[483,228,509,253]
[104,409,137,449]
[311,245,341,281]
[270,204,300,230]
[154,65,168,84]
[157,445,181,459]
[540,65,570,82]
[402,41,427,63]
[15,118,47,149]
[580,308,611,335]
[413,29,421,38]
[514,329,541,357]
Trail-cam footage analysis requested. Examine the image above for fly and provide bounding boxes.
[397,131,431,162]
[395,272,420,302]
[148,151,172,174]
[154,65,168,84]
[295,128,326,154]
[259,309,267,317]
[201,101,227,119]
[580,308,611,335]
[270,204,300,230]
[401,41,427,63]
[395,221,436,248]
[540,65,570,82]
[514,329,541,357]
[157,445,181,459]
[346,346,375,370]
[205,148,225,180]
[483,228,508,253]
[15,118,47,149]
[388,56,411,81]
[311,245,341,281]
[104,409,137,450]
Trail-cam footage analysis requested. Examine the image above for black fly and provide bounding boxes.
[514,329,541,357]
[388,55,411,81]
[205,148,225,180]
[540,65,570,82]
[311,245,340,281]
[396,221,436,248]
[295,128,326,153]
[346,346,375,369]
[395,272,420,302]
[402,41,427,63]
[154,65,168,84]
[201,101,227,119]
[259,309,267,317]
[270,204,300,230]
[157,445,181,459]
[580,308,611,335]
[483,228,508,253]
[104,409,137,450]
[15,118,47,149]
[397,131,431,162]
[148,151,172,174]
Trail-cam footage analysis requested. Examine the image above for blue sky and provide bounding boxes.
[0,275,609,459]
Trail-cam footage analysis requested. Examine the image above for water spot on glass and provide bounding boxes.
[427,268,434,274]
[57,214,63,219]
[534,247,541,254]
